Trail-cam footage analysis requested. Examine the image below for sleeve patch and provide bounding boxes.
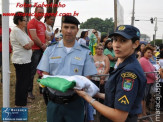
[118,95,129,105]
[122,78,134,91]
[121,72,137,79]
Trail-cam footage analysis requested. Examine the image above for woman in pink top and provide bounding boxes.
[139,46,156,117]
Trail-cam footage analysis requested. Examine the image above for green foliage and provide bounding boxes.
[150,39,163,46]
[80,17,114,35]
[101,32,108,37]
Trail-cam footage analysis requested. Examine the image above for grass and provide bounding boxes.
[0,63,47,122]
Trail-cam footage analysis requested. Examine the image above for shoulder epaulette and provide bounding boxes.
[48,41,58,47]
[80,44,90,50]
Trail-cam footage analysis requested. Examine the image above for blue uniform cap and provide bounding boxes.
[61,16,80,25]
[109,25,140,40]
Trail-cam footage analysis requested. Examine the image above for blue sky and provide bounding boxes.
[1,0,163,41]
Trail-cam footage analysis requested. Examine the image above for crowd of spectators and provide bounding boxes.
[0,7,163,121]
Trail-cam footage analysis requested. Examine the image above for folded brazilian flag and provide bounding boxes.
[37,76,76,92]
[37,75,99,96]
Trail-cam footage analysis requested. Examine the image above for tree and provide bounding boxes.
[46,0,60,27]
[150,39,162,46]
[80,17,114,35]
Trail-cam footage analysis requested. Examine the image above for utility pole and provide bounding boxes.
[24,0,31,33]
[154,17,158,46]
[52,0,59,25]
[114,0,117,30]
[131,0,135,26]
[162,34,163,44]
[24,0,30,22]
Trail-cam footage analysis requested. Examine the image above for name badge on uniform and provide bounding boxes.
[51,56,61,59]
[74,57,81,60]
[121,72,137,91]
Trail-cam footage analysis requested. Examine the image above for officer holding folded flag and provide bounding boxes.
[37,16,97,122]
[76,25,147,122]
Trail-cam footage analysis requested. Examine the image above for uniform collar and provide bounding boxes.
[118,53,136,69]
[57,40,81,51]
[111,53,136,74]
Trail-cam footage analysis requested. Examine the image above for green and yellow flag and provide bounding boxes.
[37,77,76,92]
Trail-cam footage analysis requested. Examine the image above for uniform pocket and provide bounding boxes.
[70,58,84,75]
[49,58,62,71]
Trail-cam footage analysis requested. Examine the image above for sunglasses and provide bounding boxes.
[97,48,103,50]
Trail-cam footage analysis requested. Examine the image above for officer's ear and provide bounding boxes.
[133,40,139,49]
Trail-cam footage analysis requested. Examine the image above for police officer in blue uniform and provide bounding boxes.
[37,16,97,122]
[76,25,147,122]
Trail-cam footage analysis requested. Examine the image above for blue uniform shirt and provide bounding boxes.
[37,40,97,76]
[104,54,146,115]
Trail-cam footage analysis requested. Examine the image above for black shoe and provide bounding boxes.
[28,92,35,99]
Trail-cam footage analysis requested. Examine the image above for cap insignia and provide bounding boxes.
[118,26,126,31]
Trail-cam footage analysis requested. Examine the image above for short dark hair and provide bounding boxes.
[13,12,24,25]
[35,7,44,12]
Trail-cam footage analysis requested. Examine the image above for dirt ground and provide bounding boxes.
[0,63,163,122]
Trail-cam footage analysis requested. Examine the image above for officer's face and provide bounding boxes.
[61,23,78,43]
[144,49,153,59]
[112,36,138,61]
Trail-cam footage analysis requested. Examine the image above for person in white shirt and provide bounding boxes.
[44,16,54,41]
[10,11,34,107]
[78,31,88,46]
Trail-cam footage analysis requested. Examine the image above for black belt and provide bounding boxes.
[48,92,79,104]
